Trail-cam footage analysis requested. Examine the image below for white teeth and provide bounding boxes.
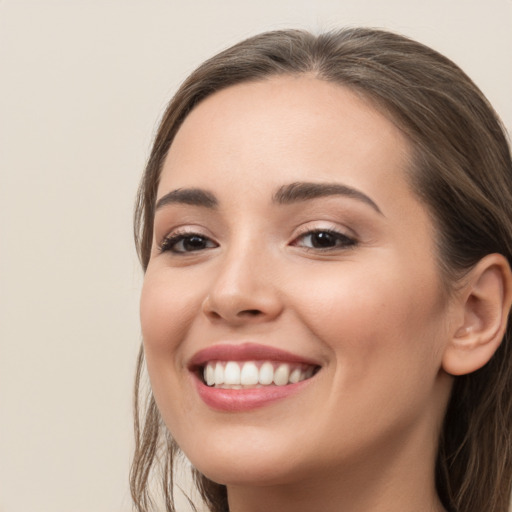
[214,362,224,385]
[203,360,317,388]
[224,361,241,385]
[259,362,274,385]
[240,361,259,386]
[273,364,290,386]
[205,364,215,386]
[289,367,301,384]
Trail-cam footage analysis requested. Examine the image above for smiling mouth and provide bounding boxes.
[201,361,320,389]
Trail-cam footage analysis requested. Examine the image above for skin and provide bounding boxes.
[140,76,456,512]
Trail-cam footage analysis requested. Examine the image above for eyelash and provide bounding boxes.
[159,230,217,254]
[159,227,357,255]
[291,228,357,251]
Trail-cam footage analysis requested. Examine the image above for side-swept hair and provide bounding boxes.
[132,28,512,512]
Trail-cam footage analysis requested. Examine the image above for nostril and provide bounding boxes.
[240,309,263,316]
[206,310,222,320]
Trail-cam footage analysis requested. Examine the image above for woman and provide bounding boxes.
[131,28,512,512]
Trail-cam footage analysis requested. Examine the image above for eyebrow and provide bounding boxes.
[155,181,382,215]
[155,188,218,210]
[273,182,382,214]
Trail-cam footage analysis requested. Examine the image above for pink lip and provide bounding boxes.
[188,343,320,412]
[193,377,313,412]
[188,342,320,368]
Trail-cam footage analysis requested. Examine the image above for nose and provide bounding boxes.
[202,246,284,325]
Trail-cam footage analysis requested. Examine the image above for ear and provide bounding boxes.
[442,254,512,376]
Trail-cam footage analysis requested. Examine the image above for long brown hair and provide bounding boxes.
[131,28,512,512]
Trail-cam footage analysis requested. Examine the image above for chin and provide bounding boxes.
[194,460,306,488]
[183,436,313,488]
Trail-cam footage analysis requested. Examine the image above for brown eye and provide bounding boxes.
[309,232,338,248]
[161,233,217,253]
[293,229,356,250]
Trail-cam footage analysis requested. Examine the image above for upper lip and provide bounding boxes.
[188,342,322,370]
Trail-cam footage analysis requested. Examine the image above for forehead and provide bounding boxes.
[159,75,412,208]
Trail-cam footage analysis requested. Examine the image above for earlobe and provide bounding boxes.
[442,254,512,376]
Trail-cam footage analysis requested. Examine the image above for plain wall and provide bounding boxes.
[1,1,511,511]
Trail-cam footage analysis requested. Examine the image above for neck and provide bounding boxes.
[227,477,445,512]
[226,419,447,512]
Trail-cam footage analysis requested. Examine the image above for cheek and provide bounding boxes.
[286,259,447,371]
[286,263,450,444]
[139,268,205,387]
[139,269,204,429]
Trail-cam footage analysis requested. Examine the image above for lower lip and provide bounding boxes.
[193,375,313,412]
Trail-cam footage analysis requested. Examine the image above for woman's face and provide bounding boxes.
[141,76,455,487]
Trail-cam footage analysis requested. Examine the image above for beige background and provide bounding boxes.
[1,1,511,511]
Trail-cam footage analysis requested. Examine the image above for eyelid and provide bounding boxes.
[290,222,358,250]
[157,226,218,253]
[291,221,356,240]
